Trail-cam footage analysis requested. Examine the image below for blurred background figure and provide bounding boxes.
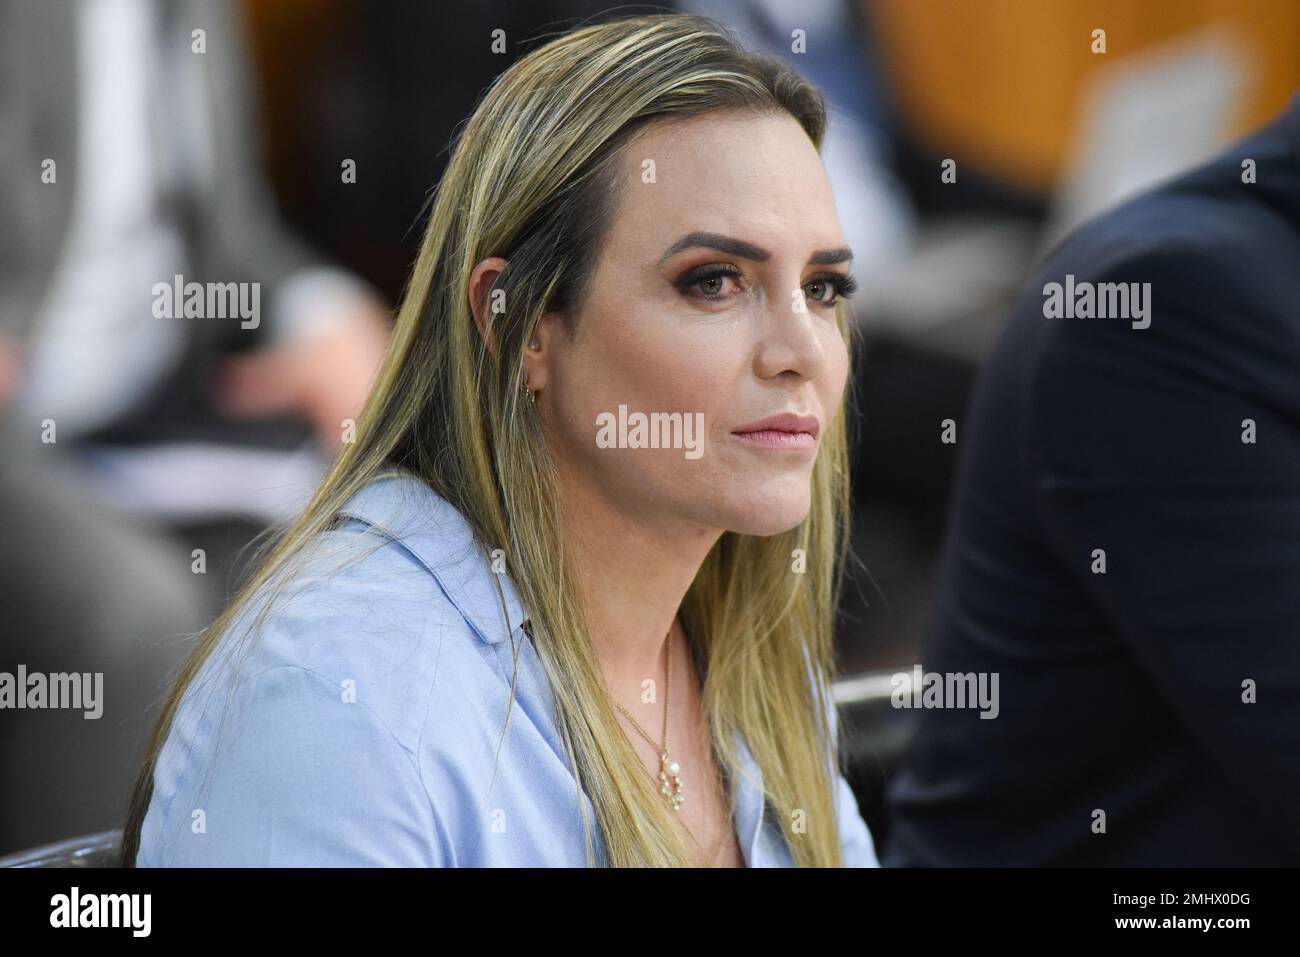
[0,0,388,852]
[3,0,1300,860]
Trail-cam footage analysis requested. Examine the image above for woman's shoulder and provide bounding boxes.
[213,521,462,749]
[211,469,530,750]
[139,471,532,865]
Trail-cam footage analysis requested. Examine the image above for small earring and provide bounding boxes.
[524,376,535,405]
[528,336,540,350]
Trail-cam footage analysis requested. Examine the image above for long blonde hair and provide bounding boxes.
[122,11,858,868]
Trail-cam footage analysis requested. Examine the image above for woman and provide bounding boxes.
[124,12,878,867]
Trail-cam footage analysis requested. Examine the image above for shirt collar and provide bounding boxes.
[336,467,530,645]
[730,729,770,866]
[339,467,774,864]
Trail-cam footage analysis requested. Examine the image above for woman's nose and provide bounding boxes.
[751,286,828,383]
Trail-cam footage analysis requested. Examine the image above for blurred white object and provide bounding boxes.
[1039,24,1255,255]
[853,217,1040,359]
[20,0,187,439]
[859,24,1255,361]
[820,105,919,294]
[74,440,330,524]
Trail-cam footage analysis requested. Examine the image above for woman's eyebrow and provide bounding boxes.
[657,231,852,267]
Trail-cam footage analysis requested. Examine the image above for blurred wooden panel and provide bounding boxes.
[240,0,347,188]
[867,0,1300,190]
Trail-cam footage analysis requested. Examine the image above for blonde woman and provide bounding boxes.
[124,12,878,868]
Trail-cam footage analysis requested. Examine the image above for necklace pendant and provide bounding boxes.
[658,750,684,810]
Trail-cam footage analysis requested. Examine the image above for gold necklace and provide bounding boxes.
[610,626,684,811]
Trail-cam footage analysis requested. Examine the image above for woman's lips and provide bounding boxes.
[729,412,820,451]
[730,429,817,450]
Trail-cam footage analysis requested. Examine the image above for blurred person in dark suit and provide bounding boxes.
[884,95,1300,865]
[0,0,387,852]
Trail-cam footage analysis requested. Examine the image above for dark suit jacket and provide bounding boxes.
[885,95,1300,866]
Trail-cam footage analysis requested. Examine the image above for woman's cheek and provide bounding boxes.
[820,331,850,409]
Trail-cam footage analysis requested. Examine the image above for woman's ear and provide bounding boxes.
[468,257,509,358]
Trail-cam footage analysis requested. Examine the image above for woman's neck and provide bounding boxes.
[557,474,722,689]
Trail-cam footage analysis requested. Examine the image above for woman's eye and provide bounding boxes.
[804,273,858,306]
[679,266,744,301]
[677,267,858,306]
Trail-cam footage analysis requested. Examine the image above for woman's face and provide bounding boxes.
[530,109,853,538]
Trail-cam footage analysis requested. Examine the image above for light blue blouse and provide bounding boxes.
[137,469,880,867]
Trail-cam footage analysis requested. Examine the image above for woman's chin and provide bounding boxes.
[722,495,813,537]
